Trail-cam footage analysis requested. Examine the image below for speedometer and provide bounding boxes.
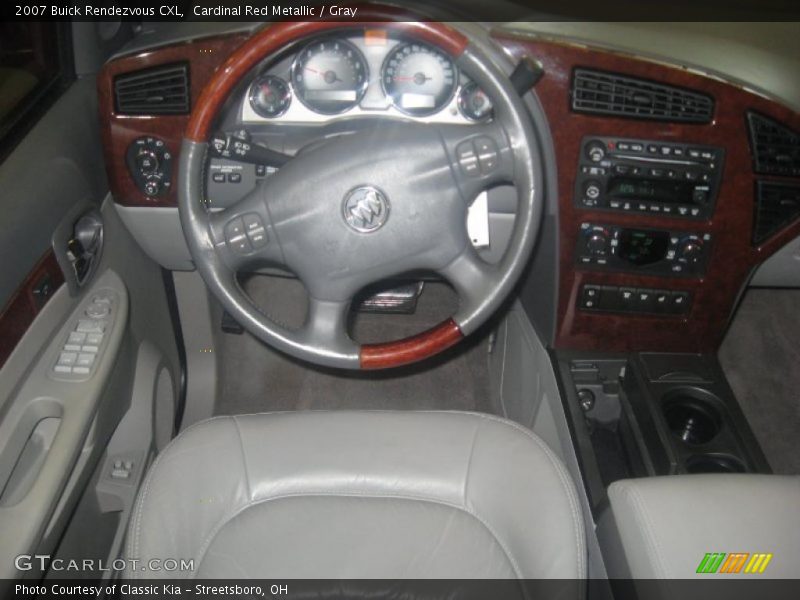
[291,39,368,115]
[382,43,458,116]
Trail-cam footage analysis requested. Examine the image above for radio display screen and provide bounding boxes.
[607,177,694,205]
[617,229,670,266]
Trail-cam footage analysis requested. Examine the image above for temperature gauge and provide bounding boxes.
[248,75,292,118]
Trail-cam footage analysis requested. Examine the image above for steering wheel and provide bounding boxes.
[179,18,543,370]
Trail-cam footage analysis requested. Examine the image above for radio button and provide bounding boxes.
[586,141,606,163]
[617,142,631,151]
[673,147,685,157]
[584,180,601,200]
[630,143,644,152]
[650,168,665,177]
[647,144,659,154]
[660,146,672,156]
[688,148,702,159]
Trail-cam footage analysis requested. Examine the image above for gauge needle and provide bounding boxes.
[394,74,432,84]
[305,67,343,84]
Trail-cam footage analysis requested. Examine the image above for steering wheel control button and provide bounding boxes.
[456,141,479,176]
[343,187,390,233]
[243,213,268,249]
[474,136,499,174]
[224,217,253,254]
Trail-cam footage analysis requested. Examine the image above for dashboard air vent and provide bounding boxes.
[753,181,800,245]
[114,63,189,115]
[571,68,714,123]
[747,112,800,177]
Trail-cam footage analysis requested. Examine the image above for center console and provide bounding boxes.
[554,350,771,516]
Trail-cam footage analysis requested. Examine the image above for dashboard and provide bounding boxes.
[97,21,800,357]
[240,32,492,125]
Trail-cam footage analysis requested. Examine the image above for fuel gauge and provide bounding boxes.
[249,75,292,118]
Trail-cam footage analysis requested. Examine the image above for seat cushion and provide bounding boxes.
[126,411,585,579]
[605,474,800,579]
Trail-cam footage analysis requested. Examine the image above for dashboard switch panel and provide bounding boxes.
[575,136,724,219]
[126,136,173,198]
[576,223,712,277]
[579,284,691,316]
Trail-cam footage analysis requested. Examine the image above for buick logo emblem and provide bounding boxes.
[342,186,390,233]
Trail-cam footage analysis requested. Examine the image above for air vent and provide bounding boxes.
[571,68,714,123]
[747,112,800,177]
[114,63,189,115]
[753,181,800,245]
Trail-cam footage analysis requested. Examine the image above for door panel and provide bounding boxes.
[0,25,180,585]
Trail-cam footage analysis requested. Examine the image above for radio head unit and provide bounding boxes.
[575,136,724,219]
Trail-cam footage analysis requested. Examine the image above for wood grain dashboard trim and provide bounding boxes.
[495,34,800,353]
[97,34,250,208]
[0,250,64,370]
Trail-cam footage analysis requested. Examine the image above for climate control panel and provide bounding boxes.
[126,136,173,198]
[576,222,712,277]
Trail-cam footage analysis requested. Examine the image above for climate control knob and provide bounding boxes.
[586,232,609,255]
[677,237,704,264]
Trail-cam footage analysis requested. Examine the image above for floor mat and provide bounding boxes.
[719,288,800,474]
[215,277,494,415]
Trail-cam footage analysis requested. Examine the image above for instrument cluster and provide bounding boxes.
[241,31,493,125]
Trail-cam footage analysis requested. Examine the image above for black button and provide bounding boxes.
[474,136,499,174]
[243,213,269,249]
[618,287,637,310]
[669,291,691,314]
[580,285,602,310]
[650,168,665,177]
[654,290,671,313]
[614,165,631,175]
[255,164,266,177]
[630,143,644,152]
[224,217,252,254]
[228,172,242,183]
[457,141,479,176]
[212,172,225,183]
[636,288,656,312]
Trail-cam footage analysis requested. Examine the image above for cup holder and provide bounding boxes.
[662,389,722,446]
[685,454,746,474]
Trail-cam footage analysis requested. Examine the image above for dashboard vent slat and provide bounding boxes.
[571,68,714,123]
[114,63,189,116]
[747,112,800,177]
[753,181,800,245]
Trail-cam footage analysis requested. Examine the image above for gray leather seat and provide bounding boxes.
[126,411,586,579]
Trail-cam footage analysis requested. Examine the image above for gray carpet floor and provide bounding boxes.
[215,276,493,415]
[719,288,800,474]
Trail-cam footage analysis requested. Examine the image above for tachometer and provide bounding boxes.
[382,43,457,116]
[291,39,368,114]
[248,75,292,118]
